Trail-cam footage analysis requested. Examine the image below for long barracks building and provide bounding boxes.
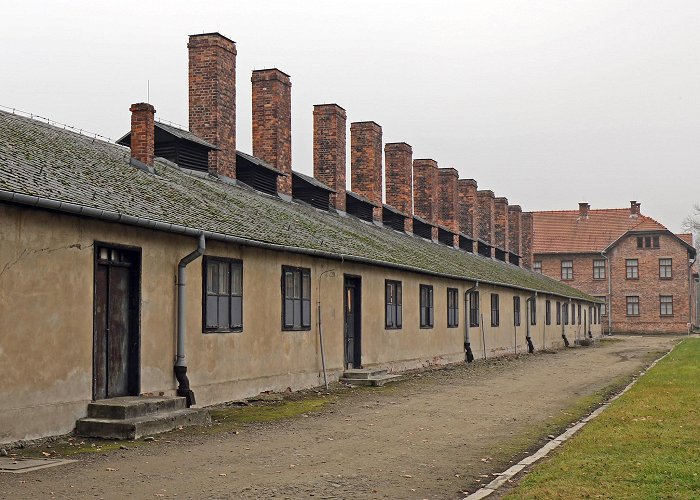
[0,33,602,444]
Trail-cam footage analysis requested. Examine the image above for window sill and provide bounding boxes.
[282,327,312,332]
[625,277,639,280]
[447,325,459,329]
[659,277,673,280]
[385,326,402,330]
[420,325,434,329]
[204,328,243,334]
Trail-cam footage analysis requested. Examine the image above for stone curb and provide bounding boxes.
[463,345,676,499]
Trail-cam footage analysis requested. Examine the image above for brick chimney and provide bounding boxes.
[458,178,478,238]
[188,33,237,178]
[350,121,383,219]
[313,104,346,211]
[252,68,292,196]
[385,142,413,231]
[508,205,522,259]
[579,202,590,219]
[438,168,459,234]
[494,197,509,253]
[476,190,495,246]
[629,200,641,217]
[521,212,534,269]
[413,159,439,239]
[129,103,155,167]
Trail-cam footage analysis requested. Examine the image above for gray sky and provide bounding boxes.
[3,0,698,232]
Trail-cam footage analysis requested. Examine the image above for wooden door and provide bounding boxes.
[343,277,362,369]
[94,245,140,400]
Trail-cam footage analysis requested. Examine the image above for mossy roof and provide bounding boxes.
[0,110,598,302]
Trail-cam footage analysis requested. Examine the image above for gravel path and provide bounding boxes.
[0,335,678,499]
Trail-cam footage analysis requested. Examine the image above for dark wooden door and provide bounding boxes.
[344,277,361,369]
[94,245,140,400]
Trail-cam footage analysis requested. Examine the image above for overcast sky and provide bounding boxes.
[3,1,698,231]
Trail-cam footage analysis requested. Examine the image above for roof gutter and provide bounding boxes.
[0,190,596,302]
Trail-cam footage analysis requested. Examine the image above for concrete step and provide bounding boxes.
[76,408,210,440]
[575,338,599,347]
[342,368,388,380]
[87,396,186,420]
[340,374,401,387]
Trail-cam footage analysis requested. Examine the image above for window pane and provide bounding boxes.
[285,271,294,299]
[302,271,311,300]
[231,296,242,328]
[293,271,301,300]
[206,295,219,328]
[218,296,230,327]
[219,262,230,294]
[397,284,402,306]
[232,263,242,296]
[397,305,402,327]
[284,298,294,327]
[302,299,311,327]
[294,299,302,327]
[207,262,218,294]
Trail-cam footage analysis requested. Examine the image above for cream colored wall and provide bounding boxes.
[0,204,601,444]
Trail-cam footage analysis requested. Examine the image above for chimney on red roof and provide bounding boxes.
[579,202,590,219]
[188,33,237,178]
[129,103,155,167]
[521,212,534,269]
[313,104,346,211]
[350,121,383,219]
[508,205,522,260]
[252,68,293,196]
[413,159,439,239]
[476,190,495,247]
[385,142,413,231]
[458,179,478,238]
[630,200,641,217]
[438,168,459,233]
[494,197,509,253]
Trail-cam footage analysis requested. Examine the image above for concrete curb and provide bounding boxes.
[463,344,677,499]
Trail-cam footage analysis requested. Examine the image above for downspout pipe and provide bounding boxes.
[689,254,697,331]
[525,292,536,353]
[602,250,612,336]
[464,282,479,363]
[561,301,570,347]
[175,233,205,407]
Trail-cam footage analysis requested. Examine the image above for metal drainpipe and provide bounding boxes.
[525,292,536,353]
[602,250,612,335]
[175,233,205,407]
[689,255,697,331]
[464,282,479,362]
[561,301,570,347]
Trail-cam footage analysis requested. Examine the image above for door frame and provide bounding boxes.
[92,241,142,400]
[343,274,362,369]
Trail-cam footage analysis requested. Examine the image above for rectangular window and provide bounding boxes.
[653,236,660,248]
[556,301,561,325]
[530,298,537,325]
[282,266,311,330]
[563,303,569,325]
[571,302,576,324]
[469,291,480,327]
[447,288,459,328]
[513,296,521,326]
[420,284,434,328]
[385,280,402,329]
[659,258,672,279]
[637,236,643,248]
[595,296,607,316]
[491,294,500,327]
[626,259,639,279]
[660,295,673,316]
[204,257,243,332]
[626,296,640,316]
[545,300,551,325]
[561,260,573,280]
[533,261,542,274]
[578,304,582,324]
[593,259,606,279]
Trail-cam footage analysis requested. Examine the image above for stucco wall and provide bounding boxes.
[0,204,601,444]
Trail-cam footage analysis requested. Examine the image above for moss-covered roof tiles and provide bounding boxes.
[0,110,598,302]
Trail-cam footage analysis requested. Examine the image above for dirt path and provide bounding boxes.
[0,336,678,499]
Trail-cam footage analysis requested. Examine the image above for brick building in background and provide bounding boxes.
[531,201,697,334]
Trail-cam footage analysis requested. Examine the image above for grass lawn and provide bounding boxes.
[505,338,700,499]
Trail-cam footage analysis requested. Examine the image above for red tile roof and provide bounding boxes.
[677,233,694,246]
[532,208,666,254]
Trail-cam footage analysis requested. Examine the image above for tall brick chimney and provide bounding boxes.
[188,33,237,178]
[438,168,459,234]
[629,200,641,217]
[476,190,495,246]
[458,178,478,238]
[385,142,413,231]
[129,103,155,167]
[579,202,590,219]
[313,104,346,211]
[252,68,292,196]
[413,159,438,225]
[350,121,383,219]
[508,205,522,259]
[494,197,509,253]
[521,212,534,269]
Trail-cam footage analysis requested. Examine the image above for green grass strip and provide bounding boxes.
[506,338,700,499]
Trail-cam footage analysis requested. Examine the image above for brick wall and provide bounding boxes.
[457,179,477,238]
[494,197,509,253]
[188,33,237,178]
[535,232,693,334]
[313,104,346,211]
[521,212,534,269]
[437,168,458,233]
[508,205,522,258]
[475,190,495,245]
[413,159,438,225]
[251,68,292,195]
[350,121,383,219]
[129,103,155,166]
